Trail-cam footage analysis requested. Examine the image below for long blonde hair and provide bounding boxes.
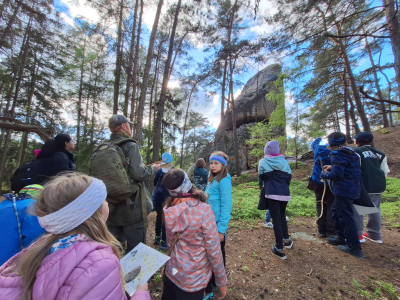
[16,173,124,300]
[208,151,228,183]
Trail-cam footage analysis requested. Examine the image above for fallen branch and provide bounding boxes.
[0,120,53,141]
[241,184,261,190]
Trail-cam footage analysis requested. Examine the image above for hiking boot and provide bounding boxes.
[359,235,366,243]
[337,245,365,258]
[271,245,287,260]
[159,240,167,251]
[362,232,383,244]
[327,236,346,246]
[263,221,273,228]
[284,238,294,249]
[154,236,161,245]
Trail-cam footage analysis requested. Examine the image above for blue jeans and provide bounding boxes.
[331,195,361,251]
[264,210,271,222]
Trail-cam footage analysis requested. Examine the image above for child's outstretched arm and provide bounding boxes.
[217,177,232,235]
[202,205,227,288]
[311,138,322,153]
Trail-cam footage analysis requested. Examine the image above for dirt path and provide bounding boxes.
[146,212,400,299]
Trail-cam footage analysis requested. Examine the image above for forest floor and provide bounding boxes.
[146,212,400,300]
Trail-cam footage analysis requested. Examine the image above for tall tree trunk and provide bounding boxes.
[113,0,125,114]
[134,0,164,142]
[229,59,241,176]
[180,83,198,168]
[130,0,143,121]
[383,0,400,100]
[365,37,389,127]
[146,53,161,164]
[0,2,20,49]
[152,0,182,161]
[0,0,10,24]
[16,59,38,167]
[124,0,139,116]
[76,35,87,154]
[342,69,353,143]
[219,0,238,150]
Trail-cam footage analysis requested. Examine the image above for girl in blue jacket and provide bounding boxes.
[204,151,232,298]
[258,140,293,260]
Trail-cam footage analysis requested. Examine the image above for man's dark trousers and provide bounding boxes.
[331,195,361,251]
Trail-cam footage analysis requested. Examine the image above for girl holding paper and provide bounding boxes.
[0,173,150,300]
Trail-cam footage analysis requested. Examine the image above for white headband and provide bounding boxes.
[167,172,192,197]
[38,178,107,234]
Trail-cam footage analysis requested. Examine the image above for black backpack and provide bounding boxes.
[10,159,47,192]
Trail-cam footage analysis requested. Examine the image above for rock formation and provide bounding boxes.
[193,63,283,175]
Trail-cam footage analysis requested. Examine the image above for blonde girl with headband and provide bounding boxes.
[204,151,232,299]
[0,173,150,300]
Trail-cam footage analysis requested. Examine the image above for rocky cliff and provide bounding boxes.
[193,63,283,175]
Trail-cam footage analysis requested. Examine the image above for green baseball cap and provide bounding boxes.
[108,115,134,128]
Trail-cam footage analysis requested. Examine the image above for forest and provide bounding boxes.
[0,0,398,191]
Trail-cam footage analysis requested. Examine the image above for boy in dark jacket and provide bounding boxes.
[321,132,365,258]
[152,152,173,250]
[311,138,335,238]
[353,132,389,244]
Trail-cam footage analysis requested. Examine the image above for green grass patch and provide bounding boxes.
[232,177,400,221]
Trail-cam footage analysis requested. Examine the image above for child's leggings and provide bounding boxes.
[267,198,289,249]
[155,205,166,242]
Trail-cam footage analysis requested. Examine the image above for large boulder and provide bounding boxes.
[222,63,282,131]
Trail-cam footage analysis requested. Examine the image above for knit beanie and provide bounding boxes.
[327,132,346,146]
[264,140,280,155]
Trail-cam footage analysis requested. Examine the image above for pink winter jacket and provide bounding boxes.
[0,241,151,300]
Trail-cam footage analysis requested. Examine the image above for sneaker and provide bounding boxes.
[359,235,366,243]
[154,236,161,245]
[159,240,167,251]
[284,239,294,250]
[337,245,365,258]
[263,221,273,228]
[362,232,383,244]
[327,236,346,246]
[203,292,214,300]
[271,245,287,260]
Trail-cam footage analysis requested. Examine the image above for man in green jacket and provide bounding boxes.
[107,115,160,252]
[353,132,389,244]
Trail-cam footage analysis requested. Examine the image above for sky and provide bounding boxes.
[53,0,395,135]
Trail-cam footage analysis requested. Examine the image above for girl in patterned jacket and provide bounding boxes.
[0,173,149,300]
[162,169,227,300]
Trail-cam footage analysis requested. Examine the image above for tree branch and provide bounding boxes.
[359,86,400,106]
[325,33,390,39]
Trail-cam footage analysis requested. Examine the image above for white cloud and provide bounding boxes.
[168,79,180,89]
[233,87,242,100]
[67,0,101,24]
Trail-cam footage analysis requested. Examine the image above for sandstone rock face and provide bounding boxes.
[223,63,282,131]
[193,63,283,176]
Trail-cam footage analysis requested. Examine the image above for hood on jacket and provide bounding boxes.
[315,144,331,158]
[260,156,291,174]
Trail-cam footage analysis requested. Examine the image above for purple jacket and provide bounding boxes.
[0,240,151,300]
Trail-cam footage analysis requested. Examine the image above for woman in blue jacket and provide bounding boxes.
[258,140,292,260]
[204,151,232,299]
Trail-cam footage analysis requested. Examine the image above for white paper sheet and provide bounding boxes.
[121,242,170,296]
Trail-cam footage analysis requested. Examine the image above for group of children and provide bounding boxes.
[0,132,386,299]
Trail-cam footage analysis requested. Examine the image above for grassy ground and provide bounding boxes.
[231,176,400,228]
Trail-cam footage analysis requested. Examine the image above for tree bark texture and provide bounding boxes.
[152,0,182,161]
[383,0,400,100]
[124,0,139,116]
[113,0,124,114]
[134,0,164,142]
[229,59,241,176]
